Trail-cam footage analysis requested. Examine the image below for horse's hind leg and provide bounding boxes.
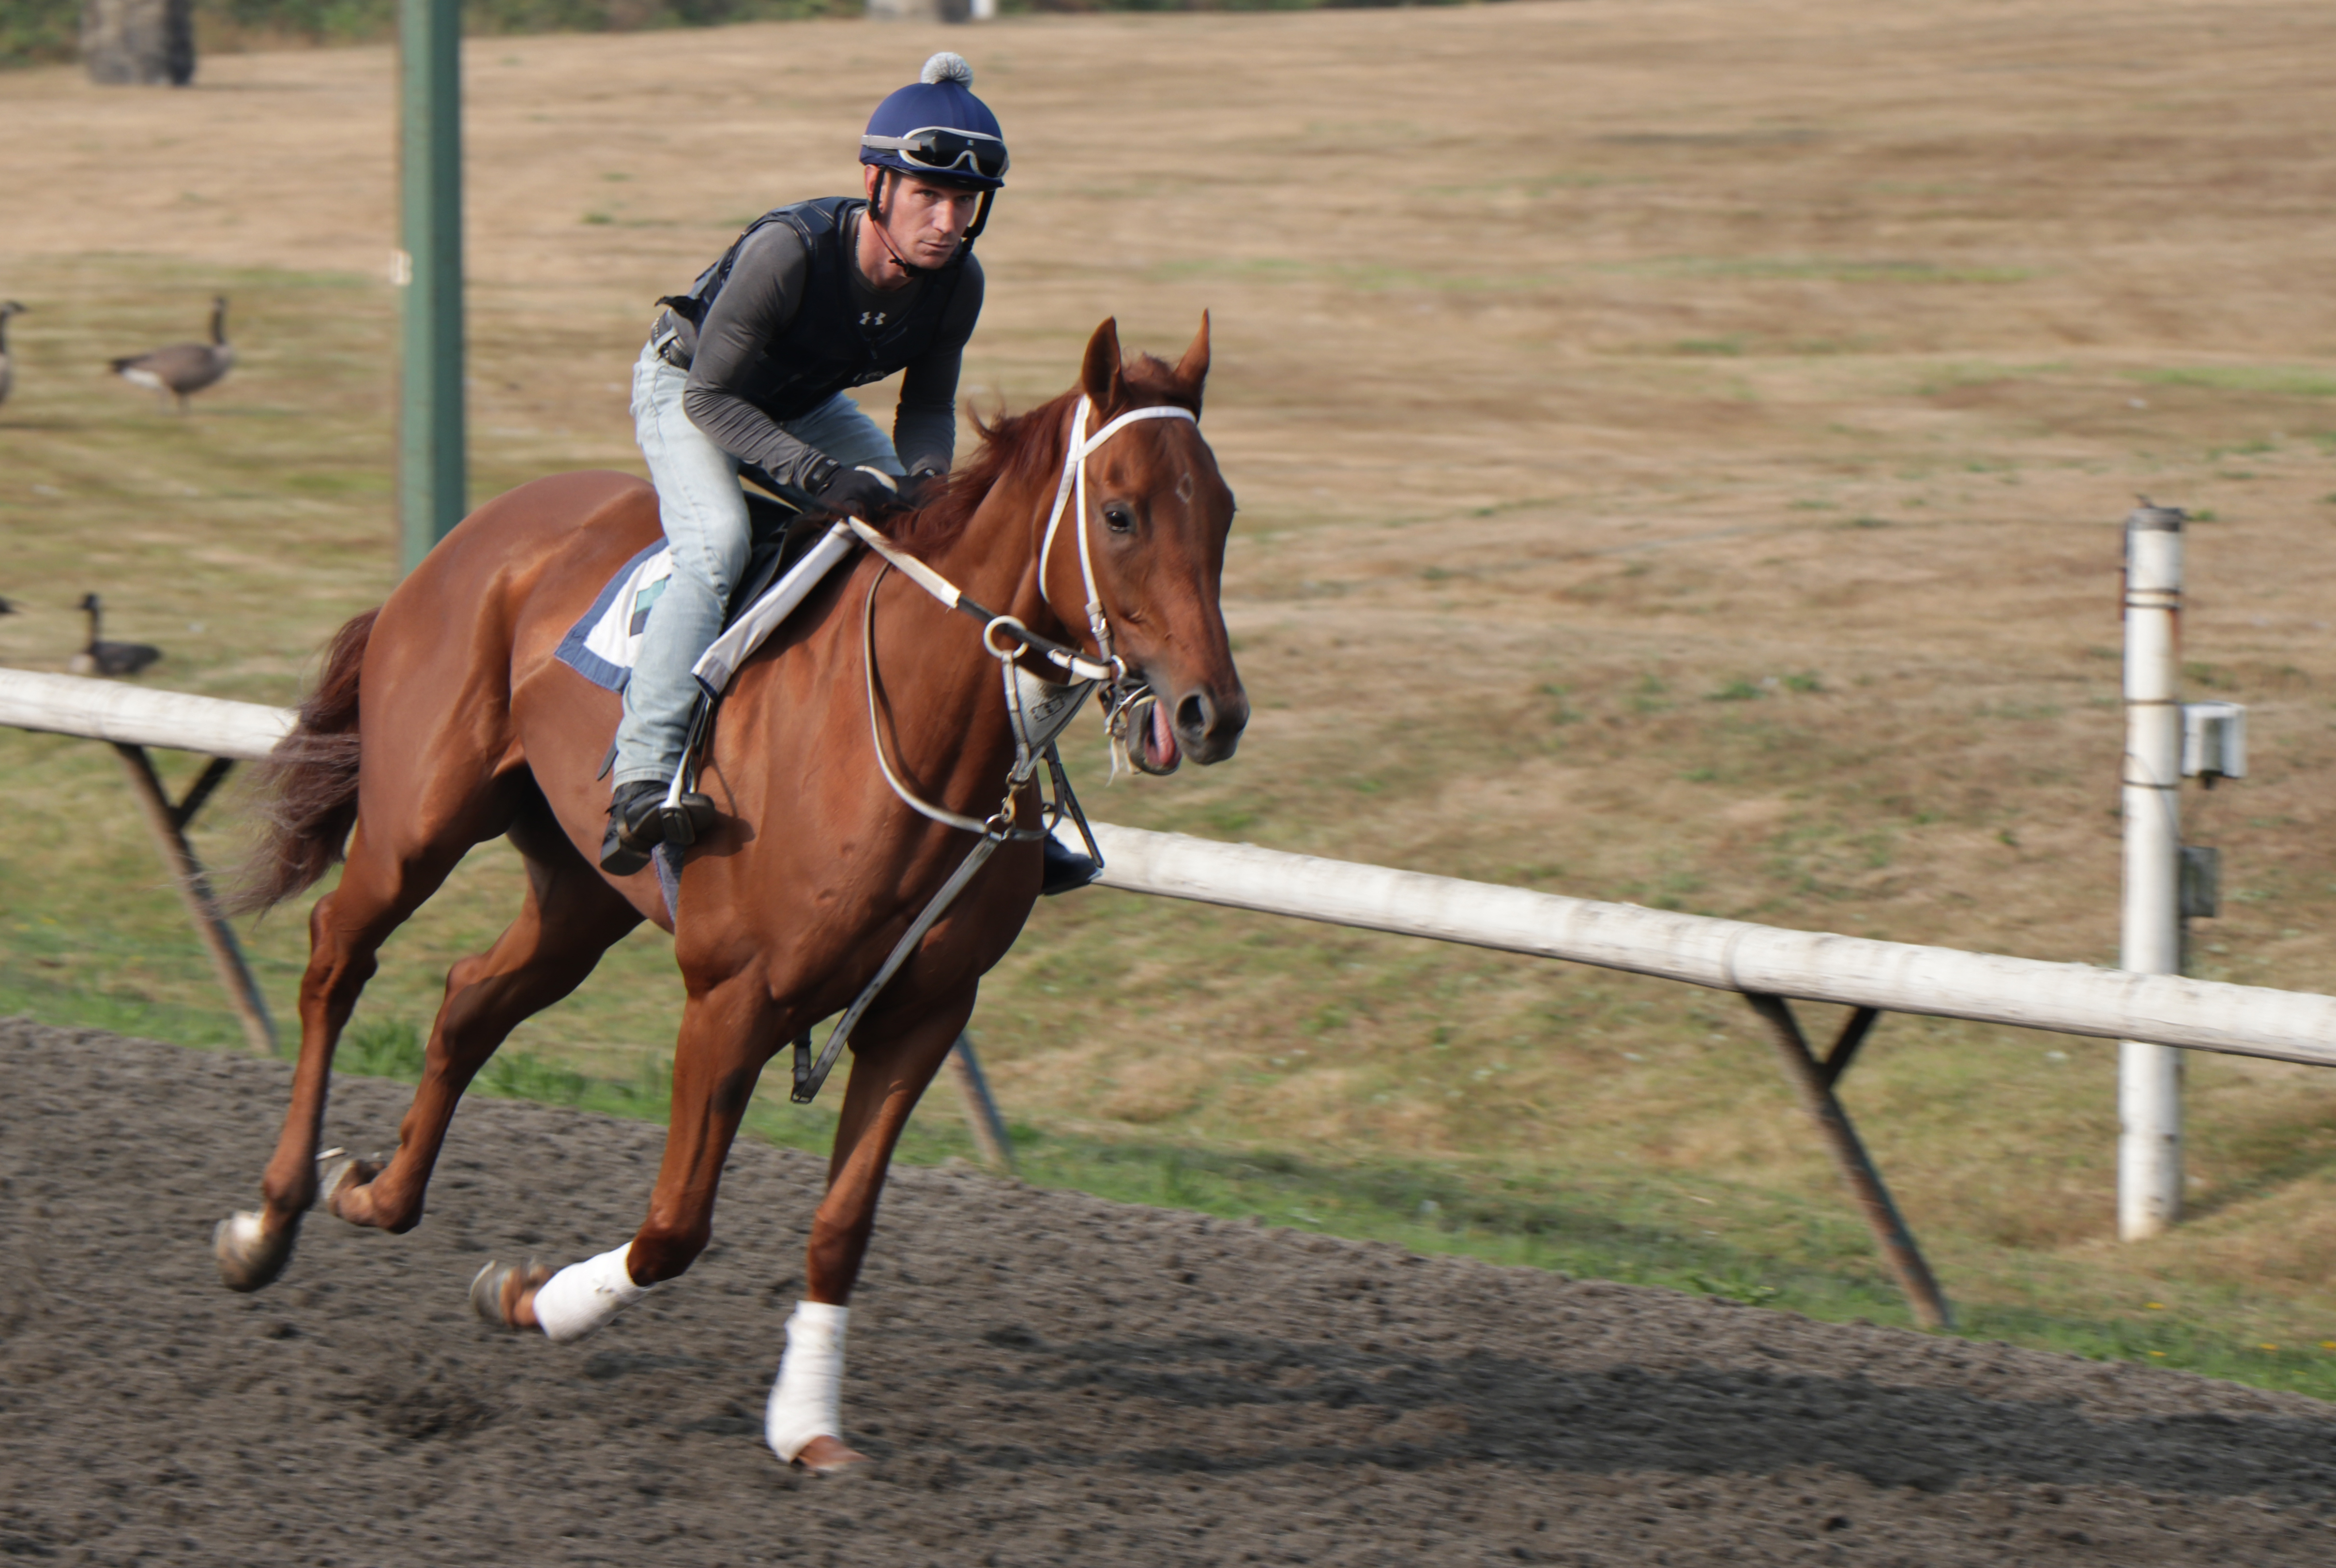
[216,809,489,1291]
[329,811,643,1234]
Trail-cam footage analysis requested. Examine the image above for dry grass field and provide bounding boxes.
[3,0,2335,1375]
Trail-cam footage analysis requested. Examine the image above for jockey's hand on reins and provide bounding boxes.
[899,469,948,510]
[811,465,910,522]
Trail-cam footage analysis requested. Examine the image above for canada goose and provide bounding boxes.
[110,296,233,413]
[69,592,162,677]
[0,301,23,411]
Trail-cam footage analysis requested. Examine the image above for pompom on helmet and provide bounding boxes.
[860,52,1008,247]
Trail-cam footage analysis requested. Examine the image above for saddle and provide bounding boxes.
[558,480,823,701]
[731,483,830,626]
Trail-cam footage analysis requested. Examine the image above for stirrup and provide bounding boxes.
[661,792,719,847]
[658,694,722,848]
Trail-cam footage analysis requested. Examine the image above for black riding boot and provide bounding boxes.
[599,780,668,875]
[1039,836,1102,896]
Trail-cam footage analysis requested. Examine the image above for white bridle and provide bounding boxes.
[1036,394,1200,677]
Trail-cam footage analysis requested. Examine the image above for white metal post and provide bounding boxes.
[2120,505,2185,1240]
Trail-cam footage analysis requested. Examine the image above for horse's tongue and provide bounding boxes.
[1152,695,1181,767]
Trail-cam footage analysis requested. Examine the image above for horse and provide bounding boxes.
[212,316,1245,1473]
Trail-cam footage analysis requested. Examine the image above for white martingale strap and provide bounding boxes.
[532,1243,655,1343]
[764,1300,849,1462]
[1036,396,1200,667]
[861,566,995,837]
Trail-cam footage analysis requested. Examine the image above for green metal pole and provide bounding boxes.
[397,0,465,574]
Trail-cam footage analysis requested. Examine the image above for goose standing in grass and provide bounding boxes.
[0,301,24,411]
[110,296,233,413]
[70,593,162,677]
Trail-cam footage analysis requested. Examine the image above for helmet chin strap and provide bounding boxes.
[866,171,937,280]
[864,169,986,281]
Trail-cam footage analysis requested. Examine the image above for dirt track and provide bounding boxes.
[4,1019,2336,1565]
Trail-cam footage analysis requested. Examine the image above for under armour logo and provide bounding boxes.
[860,310,888,328]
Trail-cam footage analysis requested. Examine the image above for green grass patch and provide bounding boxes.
[0,0,74,67]
[2132,366,2336,399]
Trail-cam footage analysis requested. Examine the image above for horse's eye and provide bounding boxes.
[1104,503,1137,535]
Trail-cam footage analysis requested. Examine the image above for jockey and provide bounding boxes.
[602,52,1007,875]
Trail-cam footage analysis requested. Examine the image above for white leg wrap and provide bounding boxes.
[764,1301,849,1462]
[531,1244,654,1343]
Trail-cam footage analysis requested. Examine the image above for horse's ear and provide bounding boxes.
[1171,310,1211,411]
[1081,317,1126,412]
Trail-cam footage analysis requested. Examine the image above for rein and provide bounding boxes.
[846,394,1199,682]
[789,396,1199,1103]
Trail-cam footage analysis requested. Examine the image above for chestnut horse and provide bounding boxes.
[213,317,1244,1472]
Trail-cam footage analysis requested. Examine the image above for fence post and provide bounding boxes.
[111,744,276,1055]
[944,1034,1017,1174]
[1744,994,1951,1329]
[398,0,465,573]
[2120,504,2185,1240]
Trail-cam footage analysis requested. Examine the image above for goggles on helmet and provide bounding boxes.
[860,126,1009,182]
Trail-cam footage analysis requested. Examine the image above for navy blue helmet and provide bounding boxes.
[860,53,1008,191]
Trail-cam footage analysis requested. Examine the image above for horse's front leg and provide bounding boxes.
[766,980,977,1475]
[471,968,776,1338]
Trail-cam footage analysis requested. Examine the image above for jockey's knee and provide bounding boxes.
[665,523,748,603]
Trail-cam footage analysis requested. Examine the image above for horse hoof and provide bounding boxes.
[213,1208,300,1293]
[791,1435,873,1477]
[317,1156,381,1224]
[470,1259,551,1330]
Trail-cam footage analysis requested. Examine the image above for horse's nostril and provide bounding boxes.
[1176,692,1213,736]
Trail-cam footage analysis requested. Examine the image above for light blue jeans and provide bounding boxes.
[612,341,905,791]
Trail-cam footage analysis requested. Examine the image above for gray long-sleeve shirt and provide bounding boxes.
[677,216,984,489]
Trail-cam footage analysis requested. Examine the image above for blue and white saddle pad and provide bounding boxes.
[557,525,863,697]
[554,542,674,693]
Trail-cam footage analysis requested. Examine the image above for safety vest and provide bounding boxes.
[660,196,971,422]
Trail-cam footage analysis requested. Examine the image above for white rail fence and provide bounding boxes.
[1086,826,2336,1068]
[5,665,2330,1330]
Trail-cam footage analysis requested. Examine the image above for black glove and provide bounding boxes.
[900,468,949,510]
[810,464,906,521]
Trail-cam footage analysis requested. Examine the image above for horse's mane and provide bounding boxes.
[883,352,1199,551]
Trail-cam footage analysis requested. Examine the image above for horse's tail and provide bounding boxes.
[227,607,378,915]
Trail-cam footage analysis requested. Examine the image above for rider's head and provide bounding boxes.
[859,52,1007,268]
